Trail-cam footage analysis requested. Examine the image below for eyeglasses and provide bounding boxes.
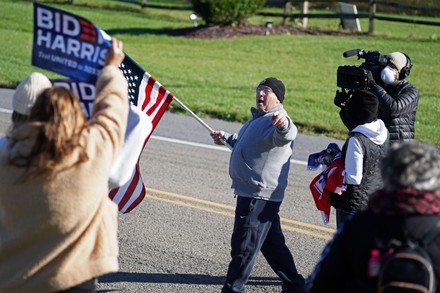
[256,87,273,94]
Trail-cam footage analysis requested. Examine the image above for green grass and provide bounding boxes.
[1,0,440,146]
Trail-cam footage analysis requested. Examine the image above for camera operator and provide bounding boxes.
[365,52,419,144]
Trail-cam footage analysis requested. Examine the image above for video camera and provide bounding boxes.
[334,49,389,107]
[337,49,388,90]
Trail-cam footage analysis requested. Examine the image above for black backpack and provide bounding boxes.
[373,227,439,293]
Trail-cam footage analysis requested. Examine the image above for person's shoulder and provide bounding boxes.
[347,131,363,142]
[278,105,289,114]
[399,80,418,90]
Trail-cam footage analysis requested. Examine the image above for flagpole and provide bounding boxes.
[172,96,233,151]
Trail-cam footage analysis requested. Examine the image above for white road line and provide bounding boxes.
[0,109,12,114]
[0,107,308,166]
[151,135,308,166]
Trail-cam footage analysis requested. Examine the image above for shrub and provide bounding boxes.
[191,0,266,26]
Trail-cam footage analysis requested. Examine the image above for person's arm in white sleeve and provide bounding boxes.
[344,136,364,185]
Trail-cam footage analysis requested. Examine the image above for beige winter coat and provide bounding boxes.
[0,65,128,292]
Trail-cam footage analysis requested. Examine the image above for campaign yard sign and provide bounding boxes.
[32,2,111,83]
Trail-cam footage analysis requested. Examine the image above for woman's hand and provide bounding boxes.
[105,37,125,67]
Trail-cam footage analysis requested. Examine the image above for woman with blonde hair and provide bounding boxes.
[0,38,128,293]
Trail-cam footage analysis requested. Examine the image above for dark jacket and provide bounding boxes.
[307,211,440,293]
[329,132,388,214]
[370,80,419,144]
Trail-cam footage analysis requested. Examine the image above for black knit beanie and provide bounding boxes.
[258,77,285,103]
[345,89,379,126]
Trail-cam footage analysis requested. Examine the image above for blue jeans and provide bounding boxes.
[222,196,305,293]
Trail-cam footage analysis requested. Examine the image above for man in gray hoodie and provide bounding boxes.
[211,77,306,293]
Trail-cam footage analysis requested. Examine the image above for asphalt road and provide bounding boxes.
[0,88,344,293]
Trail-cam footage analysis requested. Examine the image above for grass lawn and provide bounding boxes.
[1,0,439,146]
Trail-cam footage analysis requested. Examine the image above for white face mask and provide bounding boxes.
[380,66,398,85]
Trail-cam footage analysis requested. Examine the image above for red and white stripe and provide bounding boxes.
[109,73,173,213]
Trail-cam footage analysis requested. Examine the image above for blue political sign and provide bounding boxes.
[32,2,111,83]
[51,79,96,118]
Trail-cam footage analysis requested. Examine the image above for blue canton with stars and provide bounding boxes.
[119,55,145,107]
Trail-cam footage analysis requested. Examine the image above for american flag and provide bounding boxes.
[109,55,174,213]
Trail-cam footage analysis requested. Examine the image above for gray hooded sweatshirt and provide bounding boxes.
[225,105,297,202]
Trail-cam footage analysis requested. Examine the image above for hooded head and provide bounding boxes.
[13,72,52,116]
[340,89,378,130]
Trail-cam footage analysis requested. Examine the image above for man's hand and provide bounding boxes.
[211,130,226,145]
[272,111,289,129]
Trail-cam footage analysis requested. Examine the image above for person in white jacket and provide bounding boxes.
[330,89,390,227]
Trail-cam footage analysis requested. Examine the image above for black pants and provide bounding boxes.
[336,209,354,228]
[56,278,96,293]
[222,197,306,293]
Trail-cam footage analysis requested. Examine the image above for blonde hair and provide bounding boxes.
[20,87,89,177]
